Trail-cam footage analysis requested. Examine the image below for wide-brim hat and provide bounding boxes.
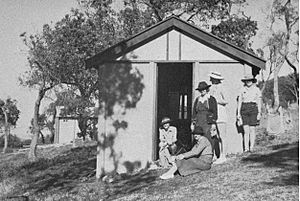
[241,74,256,82]
[160,117,172,126]
[196,81,211,91]
[208,72,224,80]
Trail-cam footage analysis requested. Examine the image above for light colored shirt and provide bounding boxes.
[210,84,226,104]
[159,126,177,145]
[239,85,262,103]
[210,84,227,123]
[197,94,210,104]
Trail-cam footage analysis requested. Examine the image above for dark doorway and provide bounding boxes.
[156,63,193,159]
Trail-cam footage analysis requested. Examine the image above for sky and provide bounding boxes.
[0,0,79,139]
[0,0,297,139]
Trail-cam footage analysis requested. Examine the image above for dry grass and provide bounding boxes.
[0,107,298,201]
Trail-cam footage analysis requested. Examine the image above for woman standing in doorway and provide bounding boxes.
[237,74,262,152]
[209,72,228,164]
[190,81,218,148]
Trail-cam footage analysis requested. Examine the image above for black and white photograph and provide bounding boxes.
[0,0,298,200]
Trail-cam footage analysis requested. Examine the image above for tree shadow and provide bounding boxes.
[95,57,145,175]
[17,145,97,193]
[241,141,299,186]
[102,170,158,200]
[19,59,145,194]
[123,160,142,173]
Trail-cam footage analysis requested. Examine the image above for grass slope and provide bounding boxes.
[0,108,298,201]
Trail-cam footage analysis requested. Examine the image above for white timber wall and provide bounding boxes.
[120,30,234,61]
[119,34,167,60]
[58,119,80,144]
[101,63,155,174]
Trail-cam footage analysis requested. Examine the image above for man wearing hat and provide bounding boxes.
[159,117,177,168]
[190,81,218,149]
[209,72,228,164]
[237,74,262,152]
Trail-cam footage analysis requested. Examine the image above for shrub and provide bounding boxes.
[0,134,23,148]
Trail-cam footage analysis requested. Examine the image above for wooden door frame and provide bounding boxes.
[152,62,158,161]
[152,62,194,161]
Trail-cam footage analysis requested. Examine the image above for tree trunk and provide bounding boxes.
[2,111,9,153]
[273,70,280,108]
[28,89,45,161]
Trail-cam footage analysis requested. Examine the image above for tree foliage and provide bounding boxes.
[0,98,20,127]
[211,16,258,52]
[0,134,23,149]
[121,0,232,23]
[260,73,298,108]
[263,0,299,107]
[0,98,20,153]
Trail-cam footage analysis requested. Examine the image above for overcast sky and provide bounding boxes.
[0,0,296,139]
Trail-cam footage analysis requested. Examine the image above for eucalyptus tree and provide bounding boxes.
[0,98,20,153]
[266,0,298,107]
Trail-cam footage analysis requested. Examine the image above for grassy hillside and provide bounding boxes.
[0,107,298,201]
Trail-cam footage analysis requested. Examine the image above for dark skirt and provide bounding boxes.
[241,102,258,126]
[176,155,212,176]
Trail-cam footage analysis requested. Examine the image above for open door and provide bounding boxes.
[156,63,193,159]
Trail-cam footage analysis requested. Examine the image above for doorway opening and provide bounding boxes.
[156,63,193,159]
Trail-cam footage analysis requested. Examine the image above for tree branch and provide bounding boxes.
[285,56,298,73]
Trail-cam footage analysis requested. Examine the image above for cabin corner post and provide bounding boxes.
[96,64,107,180]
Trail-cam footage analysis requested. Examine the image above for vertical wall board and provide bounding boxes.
[100,62,154,173]
[193,62,247,154]
[181,34,233,61]
[168,30,180,60]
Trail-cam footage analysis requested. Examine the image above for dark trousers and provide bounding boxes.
[212,136,220,158]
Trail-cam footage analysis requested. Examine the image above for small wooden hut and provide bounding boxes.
[86,16,265,174]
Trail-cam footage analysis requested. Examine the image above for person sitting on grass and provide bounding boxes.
[160,127,213,179]
[159,117,177,168]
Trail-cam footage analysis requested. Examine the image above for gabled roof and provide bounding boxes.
[86,16,265,69]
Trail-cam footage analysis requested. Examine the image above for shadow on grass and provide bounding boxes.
[102,170,158,200]
[18,145,97,194]
[242,141,299,186]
